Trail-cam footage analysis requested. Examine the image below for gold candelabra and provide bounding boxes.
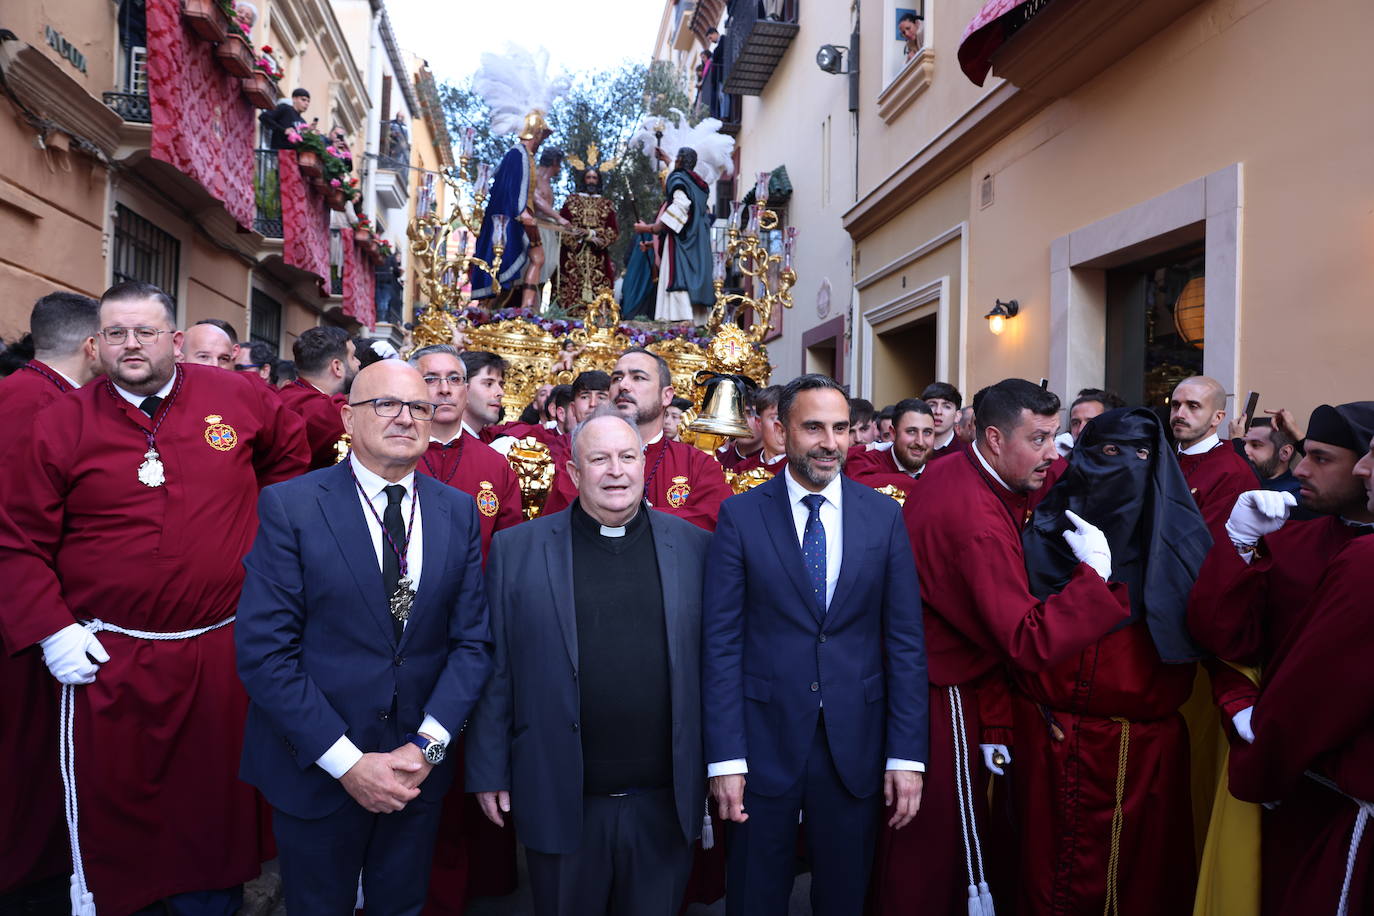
[407,126,507,332]
[707,171,797,344]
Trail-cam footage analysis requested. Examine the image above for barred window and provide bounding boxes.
[250,289,283,352]
[111,204,180,305]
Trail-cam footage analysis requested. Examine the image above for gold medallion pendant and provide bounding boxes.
[476,481,500,517]
[203,415,239,451]
[666,476,692,508]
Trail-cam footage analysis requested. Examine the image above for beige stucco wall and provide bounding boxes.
[854,0,1373,420]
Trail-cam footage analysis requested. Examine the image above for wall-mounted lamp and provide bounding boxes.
[816,44,853,74]
[985,299,1019,335]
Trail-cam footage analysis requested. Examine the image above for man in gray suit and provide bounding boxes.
[466,410,711,916]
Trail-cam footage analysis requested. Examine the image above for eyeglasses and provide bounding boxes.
[349,398,436,421]
[234,363,266,371]
[422,373,467,387]
[100,326,173,345]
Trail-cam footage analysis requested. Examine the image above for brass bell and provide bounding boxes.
[688,372,753,438]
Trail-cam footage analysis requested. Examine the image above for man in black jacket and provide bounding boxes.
[260,87,310,149]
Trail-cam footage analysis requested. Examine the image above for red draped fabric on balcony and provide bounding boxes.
[342,235,377,328]
[277,151,331,291]
[959,0,1055,86]
[145,0,255,229]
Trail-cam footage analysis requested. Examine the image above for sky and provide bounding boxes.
[385,0,666,86]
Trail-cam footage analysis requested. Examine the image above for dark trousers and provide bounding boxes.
[130,886,243,916]
[272,795,443,916]
[525,788,694,916]
[726,718,881,916]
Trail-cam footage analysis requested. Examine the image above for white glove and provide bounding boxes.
[1054,431,1075,457]
[1063,510,1112,581]
[981,744,1011,776]
[1232,706,1255,744]
[1225,490,1296,546]
[39,623,109,685]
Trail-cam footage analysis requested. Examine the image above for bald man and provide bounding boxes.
[237,359,493,914]
[1170,376,1259,536]
[181,322,237,370]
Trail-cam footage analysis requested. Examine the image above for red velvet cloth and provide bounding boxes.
[277,151,331,289]
[145,0,255,229]
[342,231,377,327]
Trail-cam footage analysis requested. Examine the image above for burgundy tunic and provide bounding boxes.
[844,446,922,500]
[0,364,308,914]
[732,450,786,476]
[715,441,760,472]
[542,437,730,531]
[416,432,523,563]
[1229,535,1374,915]
[872,449,1129,915]
[0,360,73,893]
[276,377,346,470]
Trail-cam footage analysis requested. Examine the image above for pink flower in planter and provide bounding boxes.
[330,178,341,187]
[286,128,302,144]
[326,146,339,157]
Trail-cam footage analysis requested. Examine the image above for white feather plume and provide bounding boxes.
[472,44,571,137]
[632,108,735,186]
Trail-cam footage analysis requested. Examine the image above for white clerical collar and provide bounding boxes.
[111,373,175,407]
[783,462,843,510]
[934,429,955,451]
[971,441,1014,492]
[349,454,415,499]
[1179,433,1220,456]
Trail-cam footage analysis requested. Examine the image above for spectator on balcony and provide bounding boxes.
[262,88,310,150]
[900,12,924,63]
[375,247,404,326]
[329,126,354,170]
[387,113,411,183]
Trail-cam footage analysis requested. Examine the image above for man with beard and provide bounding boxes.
[846,398,935,499]
[1240,416,1301,505]
[1170,376,1259,536]
[1016,408,1212,916]
[922,382,963,461]
[873,379,1127,916]
[634,148,713,325]
[0,281,308,915]
[180,321,236,370]
[703,373,927,915]
[542,349,729,530]
[1204,415,1374,914]
[557,167,620,309]
[0,291,98,902]
[278,325,359,469]
[735,385,788,477]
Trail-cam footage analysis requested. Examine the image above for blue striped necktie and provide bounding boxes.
[801,494,827,609]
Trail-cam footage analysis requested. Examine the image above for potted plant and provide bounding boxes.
[182,0,228,42]
[287,126,327,179]
[213,0,255,78]
[241,45,283,109]
[353,214,373,244]
[365,236,382,264]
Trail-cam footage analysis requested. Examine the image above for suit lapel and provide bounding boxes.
[318,463,395,646]
[544,513,579,671]
[830,478,867,621]
[399,475,451,650]
[650,513,680,679]
[761,474,824,622]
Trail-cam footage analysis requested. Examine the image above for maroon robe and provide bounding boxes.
[872,449,1129,916]
[715,441,760,472]
[0,360,73,894]
[0,364,308,915]
[845,446,922,500]
[542,436,730,531]
[417,431,523,912]
[733,450,787,476]
[276,377,346,470]
[1229,535,1374,915]
[927,435,963,463]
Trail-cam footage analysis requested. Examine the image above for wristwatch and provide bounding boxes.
[405,732,447,765]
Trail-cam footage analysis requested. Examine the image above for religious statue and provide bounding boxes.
[467,45,570,308]
[557,164,620,309]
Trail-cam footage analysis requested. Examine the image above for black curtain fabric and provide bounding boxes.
[1024,407,1213,662]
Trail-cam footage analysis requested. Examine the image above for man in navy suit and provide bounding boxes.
[703,373,929,915]
[236,359,493,915]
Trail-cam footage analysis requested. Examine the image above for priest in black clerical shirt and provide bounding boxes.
[466,410,712,916]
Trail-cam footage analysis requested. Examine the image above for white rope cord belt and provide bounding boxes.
[948,686,995,916]
[1305,771,1374,916]
[59,615,236,916]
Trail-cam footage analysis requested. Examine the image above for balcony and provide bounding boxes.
[103,90,151,124]
[720,0,799,96]
[254,149,283,239]
[374,156,409,211]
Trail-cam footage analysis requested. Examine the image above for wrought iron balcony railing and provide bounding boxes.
[103,91,151,124]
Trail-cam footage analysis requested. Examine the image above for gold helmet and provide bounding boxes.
[519,109,551,141]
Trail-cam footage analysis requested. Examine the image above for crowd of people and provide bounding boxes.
[0,282,1371,916]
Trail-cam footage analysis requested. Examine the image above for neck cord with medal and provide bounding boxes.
[22,361,72,393]
[421,434,466,486]
[352,471,420,622]
[103,367,185,488]
[642,436,669,507]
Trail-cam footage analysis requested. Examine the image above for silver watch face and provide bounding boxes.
[423,742,446,765]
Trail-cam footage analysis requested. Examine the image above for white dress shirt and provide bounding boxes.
[315,456,449,779]
[709,467,923,777]
[972,441,1013,491]
[1179,433,1221,456]
[932,429,955,452]
[112,374,175,407]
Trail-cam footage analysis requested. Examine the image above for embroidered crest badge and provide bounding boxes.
[476,481,500,517]
[666,475,691,508]
[203,415,238,451]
